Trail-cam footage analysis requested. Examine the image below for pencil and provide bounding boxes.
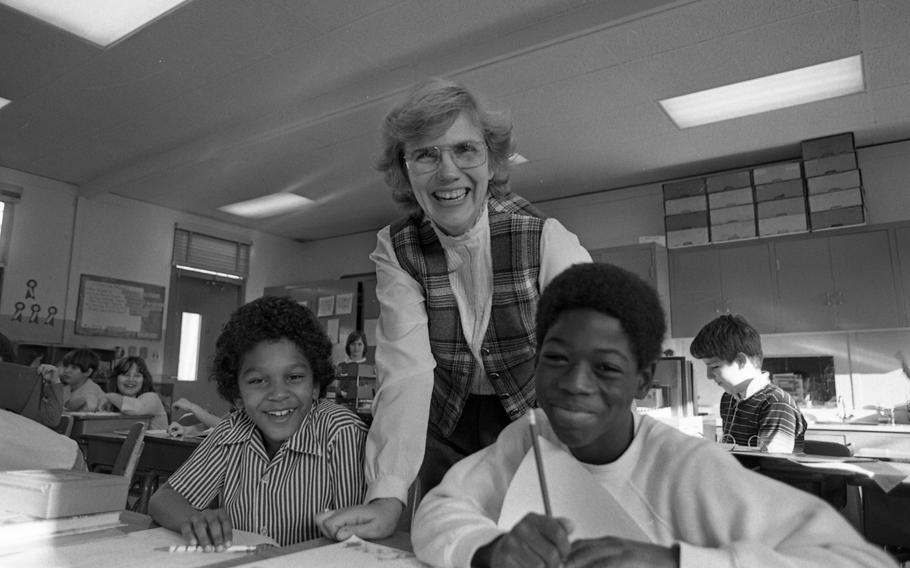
[527,410,553,517]
[164,544,259,553]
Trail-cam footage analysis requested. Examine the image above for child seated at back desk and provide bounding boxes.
[149,296,367,548]
[101,356,169,430]
[412,263,894,568]
[690,314,807,453]
[60,348,105,412]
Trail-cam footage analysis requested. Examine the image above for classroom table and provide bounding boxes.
[65,411,153,436]
[79,430,203,513]
[4,511,418,568]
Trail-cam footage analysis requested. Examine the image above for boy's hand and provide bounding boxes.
[473,513,572,568]
[180,508,234,551]
[566,536,679,568]
[168,422,188,437]
[315,498,403,540]
[37,364,61,384]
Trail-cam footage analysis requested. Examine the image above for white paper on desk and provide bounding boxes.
[498,437,649,541]
[249,536,424,567]
[0,527,275,568]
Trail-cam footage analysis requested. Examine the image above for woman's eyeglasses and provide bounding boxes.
[404,141,487,175]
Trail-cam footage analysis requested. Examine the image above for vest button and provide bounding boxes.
[489,372,500,380]
[481,347,490,356]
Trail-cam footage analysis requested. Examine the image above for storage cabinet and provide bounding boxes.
[668,242,775,337]
[894,226,910,325]
[669,226,904,337]
[590,243,670,320]
[773,231,899,331]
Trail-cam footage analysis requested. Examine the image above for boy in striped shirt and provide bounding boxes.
[690,315,807,453]
[149,296,367,549]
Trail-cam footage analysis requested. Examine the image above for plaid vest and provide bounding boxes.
[390,194,545,437]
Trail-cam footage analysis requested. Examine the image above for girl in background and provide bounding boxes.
[102,356,168,430]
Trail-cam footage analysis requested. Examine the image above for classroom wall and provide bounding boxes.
[3,140,909,415]
[0,166,316,380]
[289,139,910,419]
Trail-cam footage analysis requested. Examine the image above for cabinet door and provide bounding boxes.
[719,243,776,333]
[669,248,722,337]
[829,231,900,330]
[897,227,910,326]
[593,245,655,287]
[774,238,835,332]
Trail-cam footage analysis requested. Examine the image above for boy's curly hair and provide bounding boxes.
[211,296,334,403]
[536,263,666,372]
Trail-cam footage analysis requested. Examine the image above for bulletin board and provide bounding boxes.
[74,274,165,340]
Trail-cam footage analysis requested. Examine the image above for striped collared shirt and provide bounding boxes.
[720,384,806,453]
[166,399,367,545]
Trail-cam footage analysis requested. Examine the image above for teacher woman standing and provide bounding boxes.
[318,78,591,540]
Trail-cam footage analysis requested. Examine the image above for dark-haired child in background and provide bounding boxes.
[61,348,105,412]
[0,331,64,428]
[149,296,367,549]
[690,314,807,453]
[412,263,892,568]
[102,356,168,430]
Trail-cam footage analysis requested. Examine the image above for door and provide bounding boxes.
[774,237,835,332]
[669,247,722,337]
[164,271,242,414]
[829,231,900,330]
[719,242,775,334]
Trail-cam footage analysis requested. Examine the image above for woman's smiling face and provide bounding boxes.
[404,112,491,236]
[237,337,317,457]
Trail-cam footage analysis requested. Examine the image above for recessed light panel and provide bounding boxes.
[659,55,864,129]
[219,193,315,219]
[0,0,189,47]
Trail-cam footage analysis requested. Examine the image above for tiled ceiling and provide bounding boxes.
[0,0,908,241]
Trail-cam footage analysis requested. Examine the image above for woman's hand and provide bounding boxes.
[473,513,572,568]
[565,536,679,568]
[180,508,234,552]
[315,498,404,541]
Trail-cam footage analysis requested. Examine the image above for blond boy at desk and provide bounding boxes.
[412,263,894,568]
[148,296,367,549]
[690,314,807,453]
[60,348,105,412]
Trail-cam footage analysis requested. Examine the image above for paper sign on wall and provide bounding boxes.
[335,293,353,315]
[317,296,335,317]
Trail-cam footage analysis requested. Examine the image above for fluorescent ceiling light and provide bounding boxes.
[659,55,864,129]
[0,0,189,48]
[509,153,529,165]
[0,96,10,111]
[219,193,315,219]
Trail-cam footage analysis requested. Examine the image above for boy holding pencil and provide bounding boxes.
[411,263,894,568]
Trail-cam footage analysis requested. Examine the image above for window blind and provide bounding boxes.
[172,228,250,278]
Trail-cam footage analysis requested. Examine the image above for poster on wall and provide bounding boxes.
[74,274,165,340]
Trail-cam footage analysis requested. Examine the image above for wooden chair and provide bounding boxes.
[54,414,74,437]
[111,422,146,481]
[861,485,910,566]
[803,439,852,457]
[759,440,853,511]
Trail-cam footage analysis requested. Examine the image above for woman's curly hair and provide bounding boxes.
[211,296,334,403]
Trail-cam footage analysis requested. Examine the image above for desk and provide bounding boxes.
[5,511,418,568]
[729,449,910,493]
[80,431,202,513]
[65,412,153,436]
